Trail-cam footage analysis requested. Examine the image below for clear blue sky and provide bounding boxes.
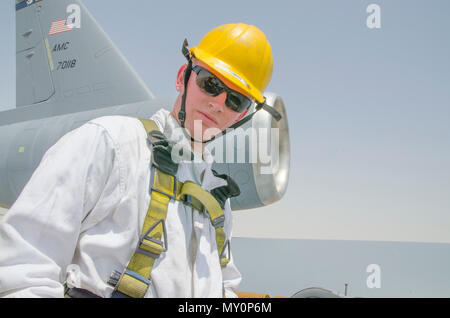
[1,0,450,243]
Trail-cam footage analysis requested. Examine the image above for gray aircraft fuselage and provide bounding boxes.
[0,0,290,212]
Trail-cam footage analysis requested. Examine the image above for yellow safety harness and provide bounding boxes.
[64,119,239,298]
[105,119,236,298]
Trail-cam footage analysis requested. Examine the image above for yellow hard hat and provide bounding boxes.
[190,23,273,104]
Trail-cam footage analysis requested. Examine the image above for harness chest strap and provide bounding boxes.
[109,119,230,298]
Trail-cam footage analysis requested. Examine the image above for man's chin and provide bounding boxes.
[189,129,218,142]
[188,120,223,141]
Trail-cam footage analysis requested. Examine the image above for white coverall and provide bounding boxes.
[0,109,242,298]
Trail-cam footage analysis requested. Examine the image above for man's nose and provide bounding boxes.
[208,92,227,112]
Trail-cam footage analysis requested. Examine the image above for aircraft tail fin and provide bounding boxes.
[15,0,154,112]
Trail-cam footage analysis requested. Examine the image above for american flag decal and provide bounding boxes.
[48,19,73,36]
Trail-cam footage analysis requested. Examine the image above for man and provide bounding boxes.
[0,23,274,298]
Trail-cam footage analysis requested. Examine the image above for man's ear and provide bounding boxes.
[176,64,188,93]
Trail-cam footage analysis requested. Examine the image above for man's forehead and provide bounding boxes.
[192,59,253,99]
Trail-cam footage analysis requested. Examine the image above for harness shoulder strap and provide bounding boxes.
[139,118,159,135]
[110,119,176,298]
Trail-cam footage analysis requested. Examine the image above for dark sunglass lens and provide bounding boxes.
[227,92,251,113]
[194,65,251,113]
[196,69,224,96]
[204,76,223,95]
[226,94,242,112]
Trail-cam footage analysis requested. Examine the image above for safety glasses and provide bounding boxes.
[192,65,253,113]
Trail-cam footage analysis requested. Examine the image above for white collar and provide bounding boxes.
[150,109,213,163]
[150,109,227,191]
